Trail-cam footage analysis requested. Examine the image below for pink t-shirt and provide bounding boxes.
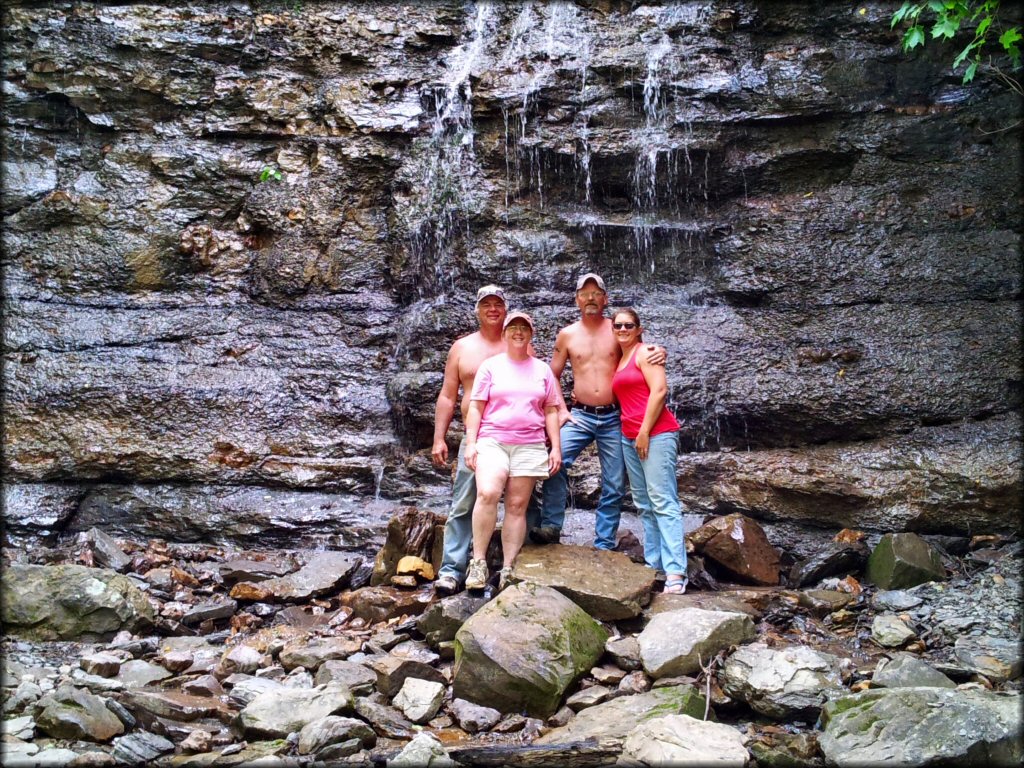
[470,354,559,444]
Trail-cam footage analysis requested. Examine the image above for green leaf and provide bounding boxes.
[963,60,978,82]
[927,0,944,11]
[975,16,992,38]
[998,27,1022,51]
[891,3,912,27]
[953,39,981,67]
[904,25,926,50]
[931,14,960,40]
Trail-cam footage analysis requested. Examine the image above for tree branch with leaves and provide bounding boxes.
[892,1,1022,95]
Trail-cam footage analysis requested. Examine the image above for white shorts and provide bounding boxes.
[476,437,549,477]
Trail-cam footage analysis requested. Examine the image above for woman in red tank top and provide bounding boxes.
[610,308,687,594]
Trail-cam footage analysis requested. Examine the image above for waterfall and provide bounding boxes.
[404,2,494,299]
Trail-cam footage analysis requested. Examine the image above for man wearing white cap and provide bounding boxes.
[531,272,664,550]
[431,285,517,594]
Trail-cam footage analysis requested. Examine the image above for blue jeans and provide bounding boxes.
[439,438,542,582]
[539,409,626,550]
[621,430,686,576]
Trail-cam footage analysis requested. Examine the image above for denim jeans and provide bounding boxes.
[438,438,542,582]
[540,409,626,550]
[621,430,686,576]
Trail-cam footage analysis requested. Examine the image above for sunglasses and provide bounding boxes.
[613,322,637,330]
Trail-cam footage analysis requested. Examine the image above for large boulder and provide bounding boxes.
[452,582,608,718]
[697,514,781,586]
[35,685,125,742]
[637,608,756,678]
[1,564,155,641]
[619,714,749,767]
[865,533,946,590]
[536,686,708,747]
[871,654,956,689]
[236,682,355,739]
[719,642,846,719]
[246,550,360,602]
[509,544,657,620]
[819,687,1023,766]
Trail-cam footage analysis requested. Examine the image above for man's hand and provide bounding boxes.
[645,344,667,367]
[557,406,574,428]
[431,439,449,468]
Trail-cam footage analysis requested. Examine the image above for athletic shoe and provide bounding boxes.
[498,566,514,592]
[434,575,459,596]
[465,558,488,591]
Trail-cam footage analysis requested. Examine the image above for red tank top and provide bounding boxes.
[612,348,681,439]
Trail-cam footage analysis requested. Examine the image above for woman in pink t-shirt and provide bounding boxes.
[611,307,687,594]
[464,311,562,592]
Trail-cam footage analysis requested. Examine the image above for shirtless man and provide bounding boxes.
[432,285,540,594]
[531,273,664,550]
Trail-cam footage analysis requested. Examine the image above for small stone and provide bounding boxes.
[392,677,445,724]
[80,653,122,678]
[872,615,916,648]
[111,732,175,763]
[449,698,501,733]
[618,670,651,694]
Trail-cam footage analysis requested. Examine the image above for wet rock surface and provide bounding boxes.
[1,1,1021,765]
[0,514,1020,766]
[1,1,1020,551]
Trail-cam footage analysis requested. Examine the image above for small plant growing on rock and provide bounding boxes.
[258,165,283,183]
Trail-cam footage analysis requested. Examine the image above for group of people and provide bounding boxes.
[430,274,688,595]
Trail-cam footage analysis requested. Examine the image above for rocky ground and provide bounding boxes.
[2,510,1021,767]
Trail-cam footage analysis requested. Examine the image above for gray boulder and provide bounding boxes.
[866,533,946,590]
[417,591,488,648]
[111,732,175,763]
[719,642,846,719]
[314,659,378,693]
[820,686,1023,766]
[257,551,360,602]
[510,544,658,620]
[871,615,916,647]
[618,714,749,766]
[2,564,155,641]
[297,715,376,756]
[954,635,1023,683]
[453,582,608,718]
[392,677,445,723]
[537,686,708,747]
[638,608,756,678]
[871,654,956,689]
[386,732,454,767]
[236,682,355,739]
[449,698,501,733]
[35,686,124,742]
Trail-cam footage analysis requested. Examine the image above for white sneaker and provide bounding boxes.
[465,558,488,591]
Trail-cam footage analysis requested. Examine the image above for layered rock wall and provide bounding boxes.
[2,1,1020,546]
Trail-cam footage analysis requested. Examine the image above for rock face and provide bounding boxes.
[1,564,155,641]
[1,2,1020,548]
[452,582,608,718]
[819,687,1023,766]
